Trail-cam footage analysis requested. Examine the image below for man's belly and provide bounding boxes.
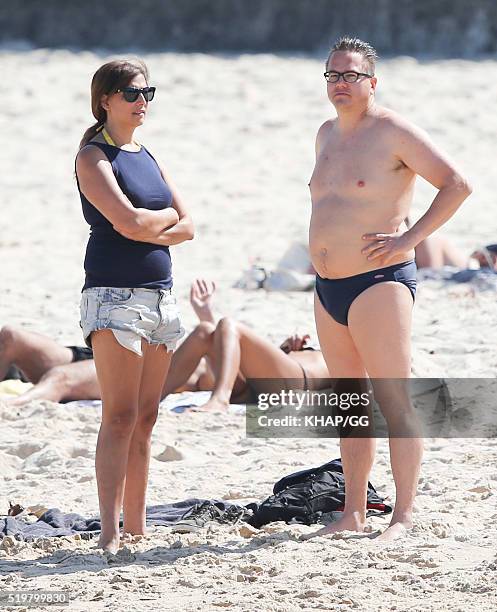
[309,202,415,279]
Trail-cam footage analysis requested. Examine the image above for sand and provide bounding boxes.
[0,49,496,611]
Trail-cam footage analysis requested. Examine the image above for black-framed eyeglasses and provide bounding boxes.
[324,71,373,83]
[116,86,156,102]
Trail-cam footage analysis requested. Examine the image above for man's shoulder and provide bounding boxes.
[315,119,336,143]
[372,106,423,137]
[317,118,336,133]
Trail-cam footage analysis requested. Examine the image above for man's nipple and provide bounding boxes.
[357,180,365,187]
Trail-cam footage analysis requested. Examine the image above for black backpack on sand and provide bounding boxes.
[247,458,392,528]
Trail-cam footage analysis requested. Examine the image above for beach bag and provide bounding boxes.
[247,458,392,528]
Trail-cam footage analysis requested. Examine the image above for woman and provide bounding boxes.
[75,59,193,553]
[163,280,331,410]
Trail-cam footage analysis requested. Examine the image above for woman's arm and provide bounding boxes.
[117,158,194,246]
[76,146,179,235]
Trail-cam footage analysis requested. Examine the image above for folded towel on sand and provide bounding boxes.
[0,379,33,397]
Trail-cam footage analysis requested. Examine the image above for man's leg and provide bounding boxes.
[307,294,373,537]
[348,282,423,541]
[0,326,73,382]
[8,360,100,406]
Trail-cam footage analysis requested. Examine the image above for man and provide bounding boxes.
[308,37,471,541]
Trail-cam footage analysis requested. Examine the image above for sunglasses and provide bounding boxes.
[116,86,156,103]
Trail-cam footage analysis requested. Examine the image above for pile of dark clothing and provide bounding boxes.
[0,459,391,541]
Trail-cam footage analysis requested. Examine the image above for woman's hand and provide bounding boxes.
[190,279,216,323]
[280,334,310,353]
[361,230,414,266]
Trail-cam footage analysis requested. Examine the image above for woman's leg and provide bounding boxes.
[91,330,144,553]
[123,342,172,535]
[161,322,215,396]
[199,317,304,411]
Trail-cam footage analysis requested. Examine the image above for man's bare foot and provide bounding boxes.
[192,396,229,413]
[375,517,412,543]
[190,279,216,324]
[301,512,366,540]
[98,534,120,554]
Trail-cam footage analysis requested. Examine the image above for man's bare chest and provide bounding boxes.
[311,137,403,199]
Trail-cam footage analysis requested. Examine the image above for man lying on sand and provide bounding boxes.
[0,280,329,409]
[308,36,471,542]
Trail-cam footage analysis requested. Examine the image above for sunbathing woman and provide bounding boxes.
[163,279,331,411]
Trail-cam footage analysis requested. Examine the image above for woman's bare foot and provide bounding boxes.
[98,534,121,554]
[301,511,366,540]
[192,396,229,413]
[122,527,147,538]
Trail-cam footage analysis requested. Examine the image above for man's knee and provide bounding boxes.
[0,325,20,356]
[41,364,71,389]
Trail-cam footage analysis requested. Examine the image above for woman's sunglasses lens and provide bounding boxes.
[123,90,139,102]
[122,88,155,102]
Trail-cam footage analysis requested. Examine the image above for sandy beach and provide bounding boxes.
[0,49,496,611]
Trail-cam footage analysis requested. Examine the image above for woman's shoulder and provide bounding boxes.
[76,141,112,171]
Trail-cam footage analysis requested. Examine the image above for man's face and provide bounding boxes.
[326,51,376,109]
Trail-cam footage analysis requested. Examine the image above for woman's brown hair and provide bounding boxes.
[79,59,149,150]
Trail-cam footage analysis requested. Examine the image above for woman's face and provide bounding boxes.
[471,249,497,269]
[102,73,149,127]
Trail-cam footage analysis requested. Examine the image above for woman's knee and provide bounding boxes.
[102,407,138,438]
[216,317,240,337]
[136,403,159,434]
[192,321,216,343]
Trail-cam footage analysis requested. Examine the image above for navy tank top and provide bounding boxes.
[76,142,173,290]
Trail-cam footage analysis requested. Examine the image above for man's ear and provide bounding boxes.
[370,77,377,92]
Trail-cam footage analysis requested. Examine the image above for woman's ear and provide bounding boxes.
[100,94,110,111]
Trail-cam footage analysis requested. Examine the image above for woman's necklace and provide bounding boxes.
[102,127,139,150]
[102,127,117,146]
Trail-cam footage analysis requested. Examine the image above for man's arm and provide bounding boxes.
[393,119,473,248]
[315,120,334,160]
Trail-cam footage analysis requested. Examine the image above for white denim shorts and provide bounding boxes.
[80,287,185,356]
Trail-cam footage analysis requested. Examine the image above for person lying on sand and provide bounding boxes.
[406,216,496,270]
[0,279,330,410]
